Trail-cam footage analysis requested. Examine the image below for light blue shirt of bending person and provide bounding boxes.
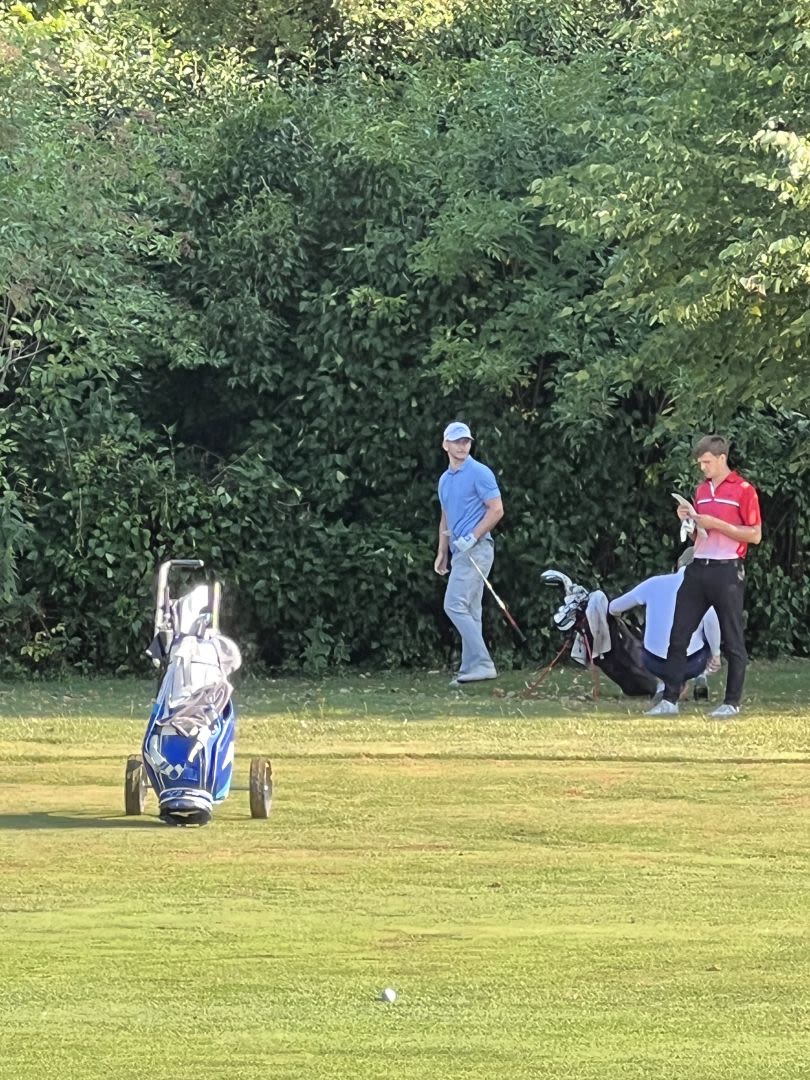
[609,568,721,659]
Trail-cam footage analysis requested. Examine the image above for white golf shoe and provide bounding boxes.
[645,699,679,716]
[451,666,497,686]
[709,703,740,718]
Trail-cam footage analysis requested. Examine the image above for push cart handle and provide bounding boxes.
[153,559,206,638]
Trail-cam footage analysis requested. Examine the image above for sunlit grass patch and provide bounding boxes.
[1,663,810,1079]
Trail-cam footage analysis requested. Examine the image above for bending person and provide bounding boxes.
[608,548,721,702]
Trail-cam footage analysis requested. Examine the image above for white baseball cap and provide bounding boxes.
[443,421,473,441]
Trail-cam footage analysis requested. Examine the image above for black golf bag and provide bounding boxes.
[541,569,658,698]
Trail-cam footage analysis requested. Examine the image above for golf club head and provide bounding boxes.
[541,569,574,593]
[552,589,589,632]
[542,569,589,632]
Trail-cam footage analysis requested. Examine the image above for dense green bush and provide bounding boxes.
[0,0,807,675]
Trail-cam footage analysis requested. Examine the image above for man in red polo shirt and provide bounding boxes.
[647,434,762,718]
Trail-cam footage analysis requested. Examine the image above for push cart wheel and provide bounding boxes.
[249,757,272,819]
[124,755,148,815]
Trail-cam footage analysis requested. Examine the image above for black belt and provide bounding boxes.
[692,557,742,566]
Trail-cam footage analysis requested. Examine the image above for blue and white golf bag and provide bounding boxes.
[142,559,242,826]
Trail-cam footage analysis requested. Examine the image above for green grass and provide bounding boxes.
[2,660,810,1079]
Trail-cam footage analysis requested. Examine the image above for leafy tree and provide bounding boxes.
[530,0,810,437]
[0,0,807,673]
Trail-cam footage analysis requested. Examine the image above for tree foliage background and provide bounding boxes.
[1,0,808,674]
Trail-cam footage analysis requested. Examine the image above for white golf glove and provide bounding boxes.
[453,533,477,554]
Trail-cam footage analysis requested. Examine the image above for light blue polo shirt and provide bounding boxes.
[438,457,501,541]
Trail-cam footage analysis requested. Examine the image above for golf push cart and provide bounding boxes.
[124,558,272,826]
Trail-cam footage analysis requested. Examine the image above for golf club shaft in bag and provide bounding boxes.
[469,556,527,643]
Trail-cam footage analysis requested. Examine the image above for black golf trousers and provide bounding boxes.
[663,560,747,706]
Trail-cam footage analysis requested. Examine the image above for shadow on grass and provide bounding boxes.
[0,812,165,830]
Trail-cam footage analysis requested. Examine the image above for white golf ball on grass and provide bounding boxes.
[379,987,397,1002]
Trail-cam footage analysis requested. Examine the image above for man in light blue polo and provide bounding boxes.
[434,421,504,686]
